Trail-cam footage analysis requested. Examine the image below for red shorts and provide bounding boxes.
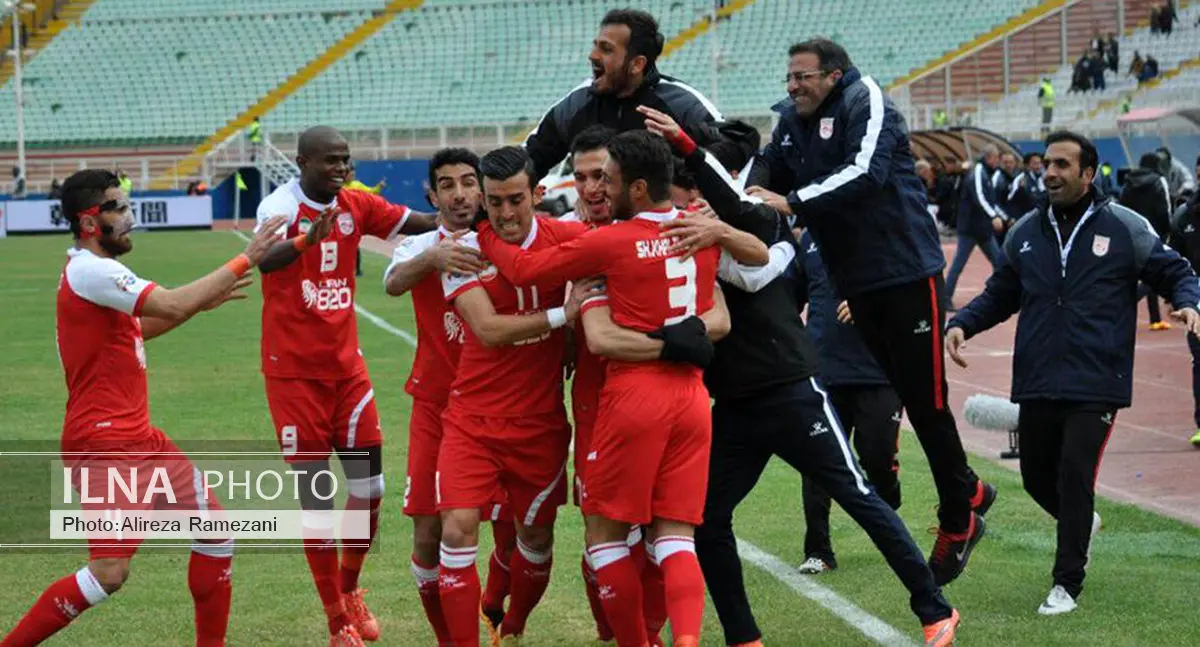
[65,429,224,559]
[265,373,381,464]
[437,406,570,527]
[571,392,600,506]
[581,374,712,526]
[404,398,512,519]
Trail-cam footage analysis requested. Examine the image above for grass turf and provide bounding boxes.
[1,231,1198,646]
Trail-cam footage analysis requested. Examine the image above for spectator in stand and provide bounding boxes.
[1150,6,1161,34]
[1105,32,1119,73]
[1070,52,1092,93]
[1090,50,1107,92]
[1159,2,1177,36]
[1089,31,1104,55]
[1128,51,1145,79]
[1140,56,1160,83]
[1039,78,1055,134]
[48,178,63,200]
[1120,153,1175,331]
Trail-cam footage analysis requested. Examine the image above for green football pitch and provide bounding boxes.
[2,231,1199,646]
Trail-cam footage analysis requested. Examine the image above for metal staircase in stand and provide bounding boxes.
[203,133,298,224]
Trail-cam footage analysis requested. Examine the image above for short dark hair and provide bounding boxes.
[1139,152,1162,171]
[788,38,853,74]
[601,9,664,66]
[61,169,121,238]
[706,139,749,174]
[671,157,696,191]
[428,147,480,189]
[1045,130,1098,175]
[606,131,673,202]
[1022,152,1043,165]
[480,146,537,189]
[570,125,617,157]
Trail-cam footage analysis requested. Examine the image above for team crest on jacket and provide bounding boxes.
[1092,234,1110,257]
[337,213,355,235]
[819,118,835,140]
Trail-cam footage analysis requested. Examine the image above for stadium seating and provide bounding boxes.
[973,3,1200,137]
[0,0,1063,147]
[659,0,1041,116]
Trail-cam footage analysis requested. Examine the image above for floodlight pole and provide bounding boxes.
[11,6,25,181]
[709,1,719,108]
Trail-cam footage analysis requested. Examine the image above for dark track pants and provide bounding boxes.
[847,274,979,533]
[1190,332,1200,428]
[801,384,903,565]
[695,377,951,646]
[1017,400,1116,599]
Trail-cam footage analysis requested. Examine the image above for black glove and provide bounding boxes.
[647,315,714,369]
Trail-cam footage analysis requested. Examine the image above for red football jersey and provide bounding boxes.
[257,179,409,380]
[385,226,465,403]
[479,208,720,379]
[56,248,158,449]
[443,216,589,418]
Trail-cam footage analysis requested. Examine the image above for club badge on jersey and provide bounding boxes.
[1092,235,1110,257]
[819,117,835,140]
[338,213,355,236]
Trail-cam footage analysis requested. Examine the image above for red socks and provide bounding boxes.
[581,554,614,641]
[500,539,553,637]
[655,536,704,644]
[189,541,234,647]
[482,549,511,614]
[303,514,350,635]
[588,542,647,647]
[0,567,107,646]
[412,557,452,646]
[340,487,382,594]
[438,543,481,647]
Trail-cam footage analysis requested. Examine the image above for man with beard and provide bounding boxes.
[0,170,284,647]
[254,126,435,647]
[382,148,518,645]
[947,131,1200,615]
[523,8,757,182]
[744,38,994,587]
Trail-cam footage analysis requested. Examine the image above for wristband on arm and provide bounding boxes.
[224,254,252,278]
[666,128,698,156]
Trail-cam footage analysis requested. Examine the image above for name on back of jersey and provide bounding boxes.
[301,277,352,311]
[636,237,675,260]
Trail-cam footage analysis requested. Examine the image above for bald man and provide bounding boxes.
[255,126,435,647]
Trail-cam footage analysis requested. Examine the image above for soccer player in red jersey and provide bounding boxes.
[479,131,733,647]
[436,147,592,647]
[254,126,435,647]
[0,170,284,647]
[382,148,516,644]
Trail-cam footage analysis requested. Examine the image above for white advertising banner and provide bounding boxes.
[2,196,212,233]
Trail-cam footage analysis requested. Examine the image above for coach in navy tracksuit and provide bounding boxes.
[1170,185,1200,447]
[745,38,990,586]
[794,231,905,575]
[945,147,1007,309]
[947,131,1200,616]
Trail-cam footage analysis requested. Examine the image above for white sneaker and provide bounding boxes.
[1037,585,1078,615]
[798,557,834,575]
[1086,512,1101,569]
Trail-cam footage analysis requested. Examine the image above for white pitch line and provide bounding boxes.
[231,230,418,347]
[237,229,914,642]
[737,540,919,647]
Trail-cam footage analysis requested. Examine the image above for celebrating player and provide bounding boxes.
[436,147,588,646]
[479,132,726,647]
[382,148,519,644]
[0,170,284,647]
[254,126,433,647]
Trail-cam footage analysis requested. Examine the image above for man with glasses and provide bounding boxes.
[745,38,995,588]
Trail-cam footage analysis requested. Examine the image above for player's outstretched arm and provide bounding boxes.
[399,210,439,235]
[453,286,574,348]
[140,216,285,337]
[258,207,336,273]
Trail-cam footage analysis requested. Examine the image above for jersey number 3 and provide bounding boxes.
[664,256,697,325]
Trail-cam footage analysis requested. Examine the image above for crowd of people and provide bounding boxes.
[5,7,1200,647]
